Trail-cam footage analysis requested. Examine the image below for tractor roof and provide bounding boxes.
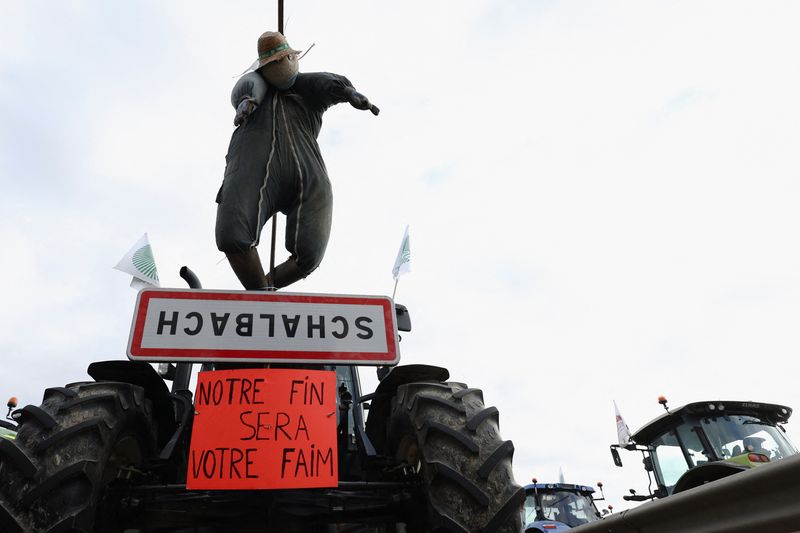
[522,482,595,494]
[632,400,792,445]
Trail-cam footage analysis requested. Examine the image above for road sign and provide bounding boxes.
[127,289,400,364]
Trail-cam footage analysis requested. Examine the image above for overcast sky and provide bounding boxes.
[4,0,800,512]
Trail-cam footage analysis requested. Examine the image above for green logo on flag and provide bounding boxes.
[392,230,411,279]
[132,245,159,282]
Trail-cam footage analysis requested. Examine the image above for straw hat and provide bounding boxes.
[256,31,301,70]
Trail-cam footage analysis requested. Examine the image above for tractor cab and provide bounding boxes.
[522,480,605,532]
[610,399,796,500]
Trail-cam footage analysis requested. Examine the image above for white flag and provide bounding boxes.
[614,400,632,447]
[114,233,160,288]
[392,225,411,279]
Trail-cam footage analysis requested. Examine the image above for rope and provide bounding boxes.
[279,96,306,266]
[253,91,280,247]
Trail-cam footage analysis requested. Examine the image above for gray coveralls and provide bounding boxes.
[215,72,355,277]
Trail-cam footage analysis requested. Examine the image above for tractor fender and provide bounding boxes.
[672,461,749,494]
[87,360,177,447]
[364,364,449,452]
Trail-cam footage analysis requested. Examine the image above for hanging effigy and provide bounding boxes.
[215,31,379,290]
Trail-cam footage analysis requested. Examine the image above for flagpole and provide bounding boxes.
[392,278,398,300]
[267,0,285,290]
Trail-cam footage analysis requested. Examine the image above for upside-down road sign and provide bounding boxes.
[127,289,399,365]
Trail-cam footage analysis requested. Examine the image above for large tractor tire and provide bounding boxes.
[386,382,524,533]
[0,381,159,533]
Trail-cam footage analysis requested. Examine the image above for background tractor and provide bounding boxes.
[0,397,18,441]
[610,397,797,501]
[522,478,609,532]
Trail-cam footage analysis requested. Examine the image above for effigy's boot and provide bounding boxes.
[266,257,307,289]
[226,248,268,290]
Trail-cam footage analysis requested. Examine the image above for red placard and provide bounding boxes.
[187,368,338,490]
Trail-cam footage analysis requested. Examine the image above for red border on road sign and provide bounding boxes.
[127,289,399,364]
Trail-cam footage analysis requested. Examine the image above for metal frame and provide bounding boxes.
[84,267,449,529]
[570,454,800,533]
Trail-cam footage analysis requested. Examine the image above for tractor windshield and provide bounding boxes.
[649,414,797,493]
[700,415,797,461]
[523,490,599,527]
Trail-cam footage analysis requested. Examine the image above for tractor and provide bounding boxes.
[0,397,18,441]
[0,268,523,532]
[521,478,608,532]
[609,397,797,501]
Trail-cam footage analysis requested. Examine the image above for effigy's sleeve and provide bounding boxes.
[231,72,267,107]
[297,72,354,111]
[230,72,268,126]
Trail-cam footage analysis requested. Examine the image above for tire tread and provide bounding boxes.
[0,382,156,532]
[388,381,522,533]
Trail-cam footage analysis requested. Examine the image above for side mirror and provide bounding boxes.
[643,456,654,472]
[610,447,623,467]
[394,304,411,332]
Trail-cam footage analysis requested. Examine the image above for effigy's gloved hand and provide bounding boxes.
[234,97,258,126]
[231,72,268,126]
[347,89,380,116]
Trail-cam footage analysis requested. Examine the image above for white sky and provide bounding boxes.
[4,0,800,512]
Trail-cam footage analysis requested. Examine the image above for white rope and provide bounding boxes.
[253,91,280,247]
[279,97,305,264]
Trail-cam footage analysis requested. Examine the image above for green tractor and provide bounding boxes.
[610,397,797,501]
[0,397,18,441]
